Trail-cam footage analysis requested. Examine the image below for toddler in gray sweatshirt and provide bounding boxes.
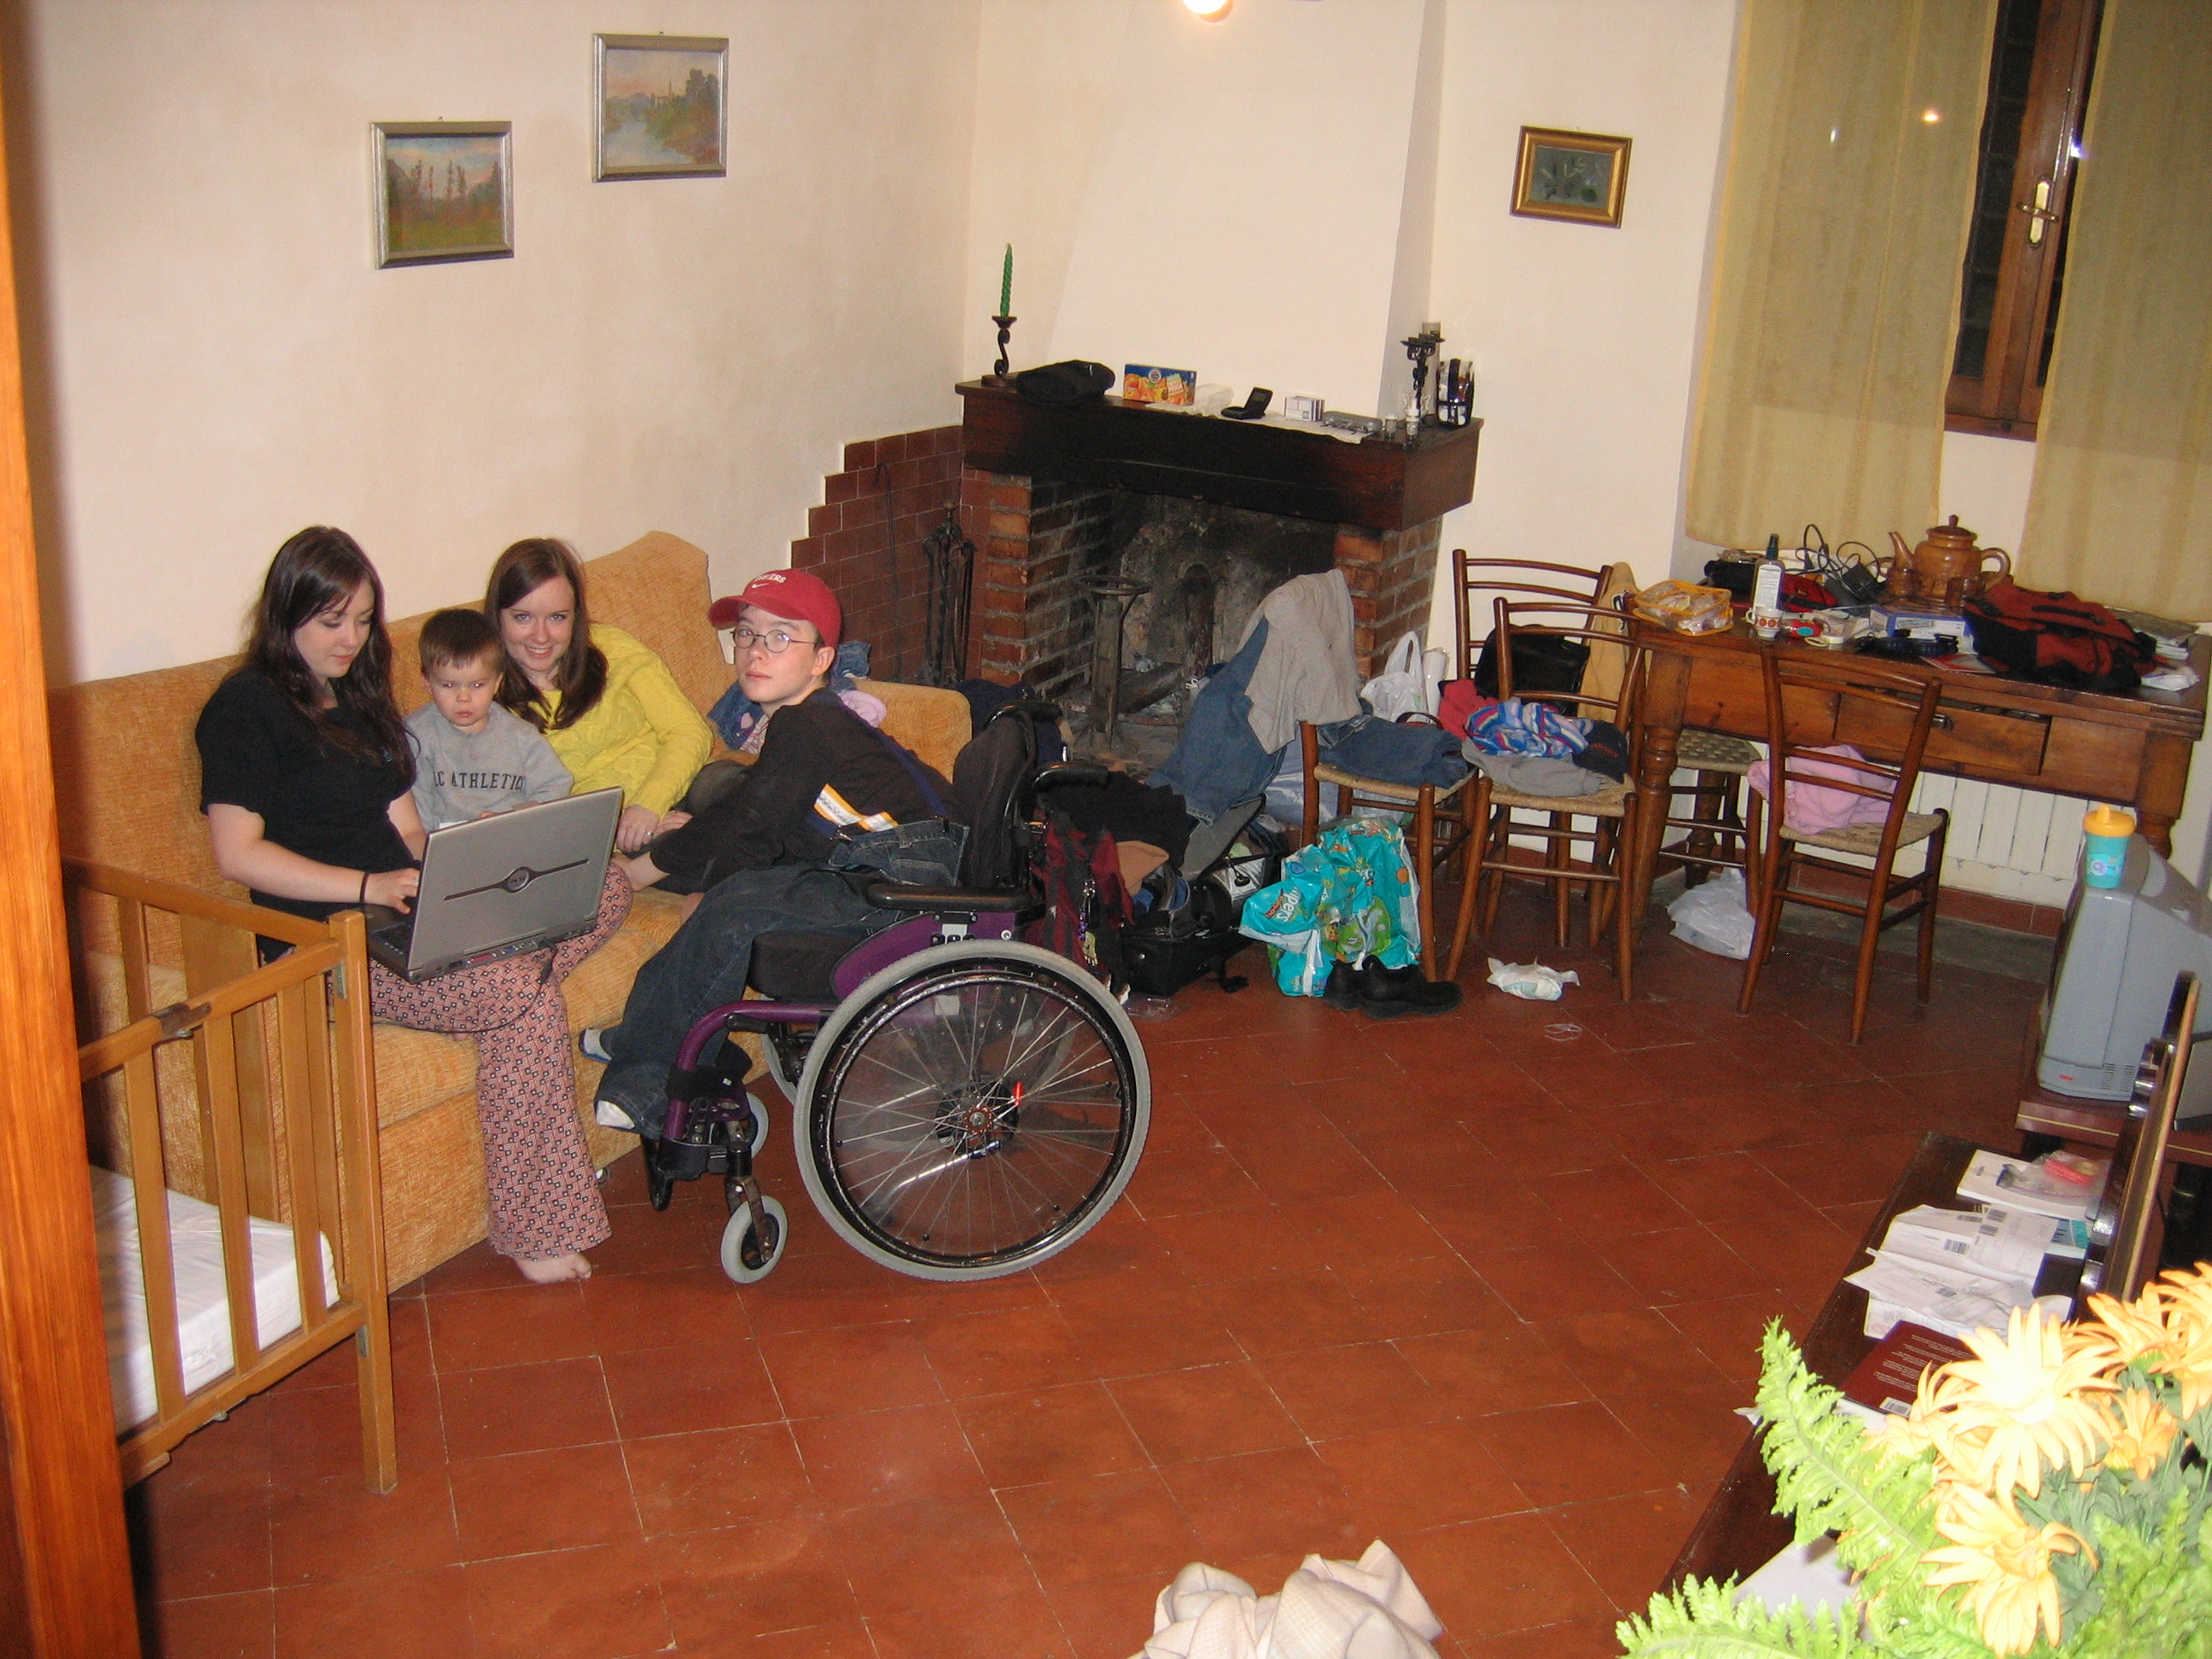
[406,609,572,830]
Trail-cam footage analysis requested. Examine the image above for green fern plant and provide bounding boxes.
[1615,1293,2212,1659]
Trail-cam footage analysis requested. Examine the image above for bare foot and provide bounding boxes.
[678,890,704,923]
[618,852,667,892]
[515,1252,592,1284]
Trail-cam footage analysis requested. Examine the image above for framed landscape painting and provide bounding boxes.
[595,33,727,179]
[1510,126,1632,228]
[375,122,512,267]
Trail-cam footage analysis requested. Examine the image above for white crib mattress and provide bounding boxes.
[90,1167,336,1431]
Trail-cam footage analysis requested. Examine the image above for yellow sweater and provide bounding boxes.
[538,624,714,816]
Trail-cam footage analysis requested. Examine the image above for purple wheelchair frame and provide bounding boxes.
[661,911,1023,1147]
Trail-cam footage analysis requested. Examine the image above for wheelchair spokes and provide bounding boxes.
[801,948,1145,1275]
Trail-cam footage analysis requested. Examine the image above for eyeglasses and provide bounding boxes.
[730,626,818,655]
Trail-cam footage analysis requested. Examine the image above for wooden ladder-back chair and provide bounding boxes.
[1736,651,1952,1045]
[1450,551,1610,676]
[1448,600,1650,997]
[1300,726,1473,981]
[1290,550,1610,984]
[1454,550,1755,899]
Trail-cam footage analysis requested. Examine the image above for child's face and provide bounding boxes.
[426,651,501,733]
[735,604,835,713]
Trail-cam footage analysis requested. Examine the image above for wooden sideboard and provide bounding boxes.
[1626,626,2209,938]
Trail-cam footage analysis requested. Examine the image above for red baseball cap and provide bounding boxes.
[707,568,842,649]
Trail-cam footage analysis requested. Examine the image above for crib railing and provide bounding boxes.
[67,860,394,1492]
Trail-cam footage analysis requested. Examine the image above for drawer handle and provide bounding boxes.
[1943,701,2052,725]
[1931,713,1954,730]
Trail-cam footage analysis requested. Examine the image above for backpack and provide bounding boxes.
[1028,812,1131,987]
[1962,580,2157,693]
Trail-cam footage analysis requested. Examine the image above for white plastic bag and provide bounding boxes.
[1360,632,1437,722]
[1486,958,1580,1000]
[1667,867,1755,959]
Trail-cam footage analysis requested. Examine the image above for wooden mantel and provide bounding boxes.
[956,380,1481,532]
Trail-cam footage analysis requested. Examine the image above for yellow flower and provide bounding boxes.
[2102,1387,2179,1481]
[2086,1284,2177,1368]
[1925,1305,2115,1495]
[1924,1484,2087,1656]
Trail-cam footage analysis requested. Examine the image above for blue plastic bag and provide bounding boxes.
[1237,818,1421,996]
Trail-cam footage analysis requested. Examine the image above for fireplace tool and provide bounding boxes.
[917,509,975,686]
[1082,576,1151,752]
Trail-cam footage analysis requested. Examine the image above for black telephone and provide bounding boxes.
[1220,387,1272,421]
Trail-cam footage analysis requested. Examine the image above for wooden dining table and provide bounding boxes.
[1623,622,2210,946]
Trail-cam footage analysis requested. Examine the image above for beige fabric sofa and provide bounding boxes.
[49,532,972,1287]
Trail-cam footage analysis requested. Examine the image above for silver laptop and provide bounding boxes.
[364,788,623,981]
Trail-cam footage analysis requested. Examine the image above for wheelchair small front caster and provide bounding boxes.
[720,1194,788,1284]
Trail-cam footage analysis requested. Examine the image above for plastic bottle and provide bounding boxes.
[1751,533,1784,614]
[2082,803,2137,889]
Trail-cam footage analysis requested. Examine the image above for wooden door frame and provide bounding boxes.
[0,27,146,1659]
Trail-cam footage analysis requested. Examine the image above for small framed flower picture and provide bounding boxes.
[375,122,513,268]
[1510,126,1632,228]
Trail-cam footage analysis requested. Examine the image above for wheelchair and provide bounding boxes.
[637,703,1152,1286]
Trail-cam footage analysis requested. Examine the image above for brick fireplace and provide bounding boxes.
[952,381,1480,702]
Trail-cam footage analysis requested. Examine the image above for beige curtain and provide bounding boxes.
[2019,0,2212,620]
[1686,0,1995,550]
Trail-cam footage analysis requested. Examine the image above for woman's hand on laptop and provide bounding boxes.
[365,868,421,912]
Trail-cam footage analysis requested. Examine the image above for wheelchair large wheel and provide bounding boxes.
[792,940,1149,1281]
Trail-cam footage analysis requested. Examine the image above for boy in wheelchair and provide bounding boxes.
[585,568,961,1139]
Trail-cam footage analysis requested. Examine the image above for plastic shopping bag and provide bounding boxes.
[1238,818,1422,995]
[1237,858,1331,996]
[1667,867,1755,959]
[1359,632,1445,722]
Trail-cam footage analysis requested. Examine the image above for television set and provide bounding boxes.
[2039,837,2212,1121]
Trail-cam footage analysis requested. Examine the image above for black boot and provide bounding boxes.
[1356,958,1463,1018]
[1322,960,1364,1010]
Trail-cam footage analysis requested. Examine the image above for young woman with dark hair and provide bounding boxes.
[485,538,713,855]
[196,527,631,1284]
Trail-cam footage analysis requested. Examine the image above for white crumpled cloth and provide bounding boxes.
[1136,1541,1442,1659]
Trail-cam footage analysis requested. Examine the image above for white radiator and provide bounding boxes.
[1910,777,2084,907]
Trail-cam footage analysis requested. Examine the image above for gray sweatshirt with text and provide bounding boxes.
[406,702,572,830]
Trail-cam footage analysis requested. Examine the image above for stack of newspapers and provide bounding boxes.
[1843,1153,2098,1340]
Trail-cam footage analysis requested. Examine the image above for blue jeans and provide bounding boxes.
[596,864,897,1136]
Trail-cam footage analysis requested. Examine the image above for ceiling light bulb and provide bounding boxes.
[1923,107,1941,123]
[1184,0,1233,18]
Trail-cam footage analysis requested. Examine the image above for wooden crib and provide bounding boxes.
[67,859,394,1491]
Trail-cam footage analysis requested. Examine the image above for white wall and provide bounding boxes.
[1425,0,1741,640]
[20,0,981,684]
[967,0,1438,406]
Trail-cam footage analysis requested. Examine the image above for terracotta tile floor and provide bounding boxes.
[128,892,2041,1658]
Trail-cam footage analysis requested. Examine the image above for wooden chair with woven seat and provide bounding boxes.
[1455,551,1755,908]
[1659,725,1764,904]
[1445,600,1650,997]
[1736,649,1951,1044]
[1299,725,1475,981]
[1286,551,1610,982]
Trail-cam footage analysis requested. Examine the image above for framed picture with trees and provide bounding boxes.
[374,122,513,268]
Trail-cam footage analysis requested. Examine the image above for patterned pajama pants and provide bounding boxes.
[370,866,632,1260]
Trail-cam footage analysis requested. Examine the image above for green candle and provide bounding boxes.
[999,244,1012,317]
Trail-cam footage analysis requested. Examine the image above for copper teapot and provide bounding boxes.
[1886,516,2011,608]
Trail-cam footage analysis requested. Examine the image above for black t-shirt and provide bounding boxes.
[648,694,948,893]
[195,669,415,923]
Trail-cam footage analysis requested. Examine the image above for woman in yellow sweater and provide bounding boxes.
[486,538,714,853]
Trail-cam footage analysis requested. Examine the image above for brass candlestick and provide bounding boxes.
[986,314,1016,385]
